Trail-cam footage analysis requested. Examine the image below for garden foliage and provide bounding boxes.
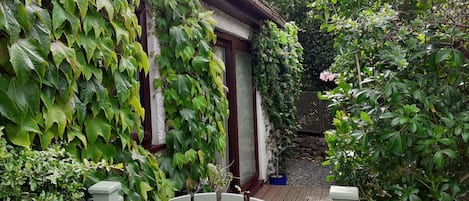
[314,0,469,200]
[265,0,335,91]
[0,130,95,201]
[252,21,303,173]
[148,0,229,193]
[0,0,173,200]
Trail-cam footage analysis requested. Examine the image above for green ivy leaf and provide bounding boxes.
[134,44,149,74]
[77,32,97,62]
[44,105,67,135]
[172,152,185,169]
[8,80,39,114]
[114,72,131,103]
[75,0,88,20]
[192,55,209,72]
[85,116,111,144]
[197,150,205,165]
[0,90,23,124]
[166,129,184,151]
[5,124,30,147]
[174,75,190,97]
[102,143,117,160]
[67,125,87,148]
[139,181,153,201]
[180,109,195,121]
[184,149,197,163]
[0,1,21,42]
[83,12,106,38]
[130,95,144,118]
[52,0,79,37]
[15,2,31,34]
[96,0,114,21]
[9,39,46,84]
[192,95,207,113]
[112,21,129,44]
[39,129,55,150]
[50,41,76,68]
[170,26,186,45]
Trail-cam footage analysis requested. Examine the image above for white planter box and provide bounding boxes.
[170,193,264,201]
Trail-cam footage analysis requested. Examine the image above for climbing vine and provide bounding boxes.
[252,21,303,170]
[0,0,173,200]
[148,0,229,192]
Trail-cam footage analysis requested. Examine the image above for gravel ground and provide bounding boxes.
[285,157,332,187]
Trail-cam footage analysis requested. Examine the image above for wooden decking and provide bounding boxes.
[253,185,330,201]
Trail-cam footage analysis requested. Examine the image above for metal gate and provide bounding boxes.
[296,91,333,135]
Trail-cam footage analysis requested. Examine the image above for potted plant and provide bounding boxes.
[171,163,263,201]
[267,129,293,185]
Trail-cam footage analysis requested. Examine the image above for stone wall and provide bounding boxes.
[291,134,328,162]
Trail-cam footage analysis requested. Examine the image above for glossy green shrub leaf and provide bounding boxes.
[435,48,452,64]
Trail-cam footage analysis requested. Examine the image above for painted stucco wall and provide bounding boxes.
[202,2,252,40]
[146,12,166,145]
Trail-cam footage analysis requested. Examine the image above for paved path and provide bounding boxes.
[286,158,331,187]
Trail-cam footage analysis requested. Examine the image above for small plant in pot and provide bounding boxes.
[268,129,293,185]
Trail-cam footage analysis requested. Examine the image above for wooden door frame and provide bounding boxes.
[215,30,261,193]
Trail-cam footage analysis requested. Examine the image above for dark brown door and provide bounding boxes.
[215,31,261,192]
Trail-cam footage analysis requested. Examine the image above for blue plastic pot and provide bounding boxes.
[268,173,287,185]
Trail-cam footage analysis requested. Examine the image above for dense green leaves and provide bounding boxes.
[148,0,229,193]
[252,21,303,173]
[0,0,173,200]
[316,1,469,200]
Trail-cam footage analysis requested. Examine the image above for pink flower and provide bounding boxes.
[320,70,338,82]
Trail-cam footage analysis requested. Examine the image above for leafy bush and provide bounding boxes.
[0,130,95,201]
[314,1,469,200]
[265,0,335,91]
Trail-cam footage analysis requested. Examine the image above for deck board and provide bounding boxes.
[271,186,291,201]
[254,185,330,201]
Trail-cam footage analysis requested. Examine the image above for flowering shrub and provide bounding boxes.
[319,70,337,82]
[314,1,469,200]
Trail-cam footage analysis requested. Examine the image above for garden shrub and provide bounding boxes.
[313,1,469,200]
[265,0,335,91]
[0,129,95,201]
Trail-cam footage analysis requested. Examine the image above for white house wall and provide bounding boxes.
[202,2,252,40]
[256,91,271,181]
[146,11,166,145]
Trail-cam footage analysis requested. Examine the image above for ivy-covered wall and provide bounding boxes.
[0,1,174,200]
[147,0,229,193]
[252,21,304,173]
